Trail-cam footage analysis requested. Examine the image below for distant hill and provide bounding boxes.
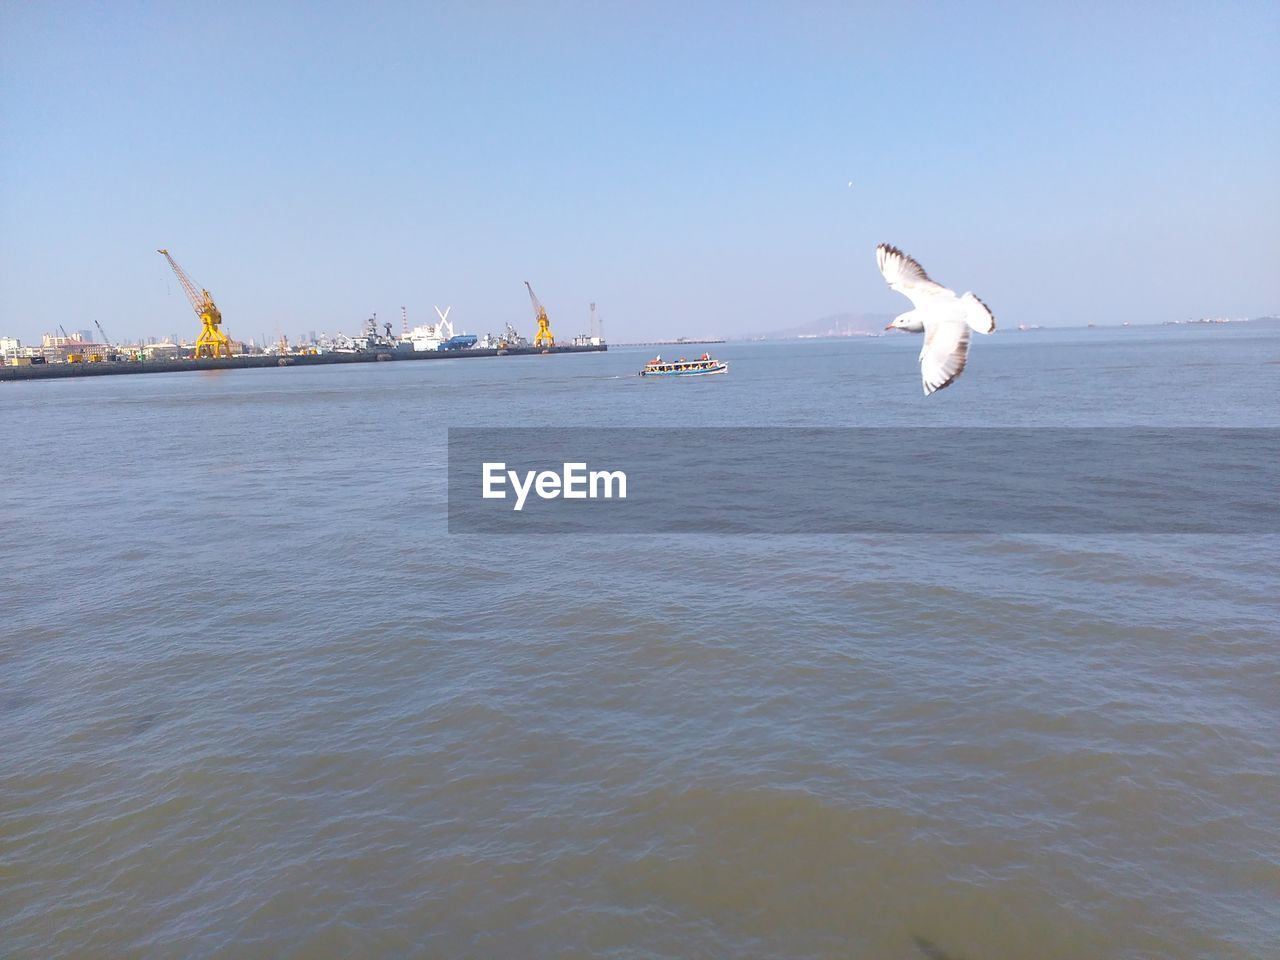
[749,311,894,340]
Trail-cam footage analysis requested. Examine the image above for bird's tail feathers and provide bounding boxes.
[960,293,996,333]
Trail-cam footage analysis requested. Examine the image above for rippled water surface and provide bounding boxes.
[3,326,1278,959]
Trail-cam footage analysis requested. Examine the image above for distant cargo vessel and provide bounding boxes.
[639,353,727,377]
[441,334,479,350]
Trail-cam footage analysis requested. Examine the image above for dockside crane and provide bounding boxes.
[525,281,555,348]
[93,320,127,360]
[58,324,83,362]
[157,249,233,358]
[91,320,116,361]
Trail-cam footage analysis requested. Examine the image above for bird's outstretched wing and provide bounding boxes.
[919,318,971,395]
[876,243,954,308]
[959,292,996,333]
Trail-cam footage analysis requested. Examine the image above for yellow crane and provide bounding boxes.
[157,248,233,358]
[525,281,555,348]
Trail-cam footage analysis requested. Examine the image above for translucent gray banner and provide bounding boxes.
[447,428,1279,534]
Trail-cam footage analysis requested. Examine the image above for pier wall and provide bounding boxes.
[0,344,607,382]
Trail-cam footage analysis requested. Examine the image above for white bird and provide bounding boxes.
[877,243,996,395]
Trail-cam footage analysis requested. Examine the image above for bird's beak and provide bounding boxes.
[884,323,894,331]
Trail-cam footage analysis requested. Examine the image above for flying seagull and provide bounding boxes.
[877,243,996,395]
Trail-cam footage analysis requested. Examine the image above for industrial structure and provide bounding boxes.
[157,249,233,358]
[4,256,611,376]
[401,306,454,352]
[525,282,555,347]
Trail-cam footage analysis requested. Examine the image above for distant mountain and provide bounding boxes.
[749,311,894,340]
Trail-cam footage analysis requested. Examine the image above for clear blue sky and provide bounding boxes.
[2,1,1277,344]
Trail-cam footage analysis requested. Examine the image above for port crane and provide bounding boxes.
[58,324,84,362]
[157,249,233,358]
[524,281,555,348]
[92,320,124,360]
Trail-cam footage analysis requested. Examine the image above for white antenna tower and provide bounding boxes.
[434,305,453,339]
[401,306,409,336]
[589,302,598,339]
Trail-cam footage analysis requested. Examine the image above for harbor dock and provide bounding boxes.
[0,343,607,383]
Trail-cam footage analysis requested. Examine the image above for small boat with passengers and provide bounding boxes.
[639,353,728,377]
